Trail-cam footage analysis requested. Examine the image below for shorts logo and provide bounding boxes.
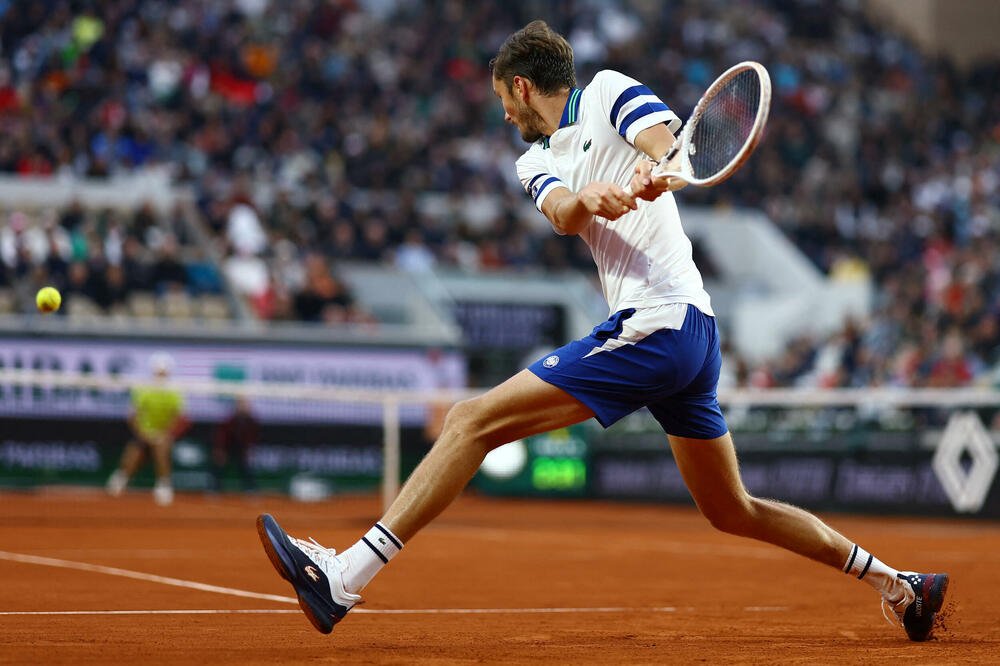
[543,355,559,368]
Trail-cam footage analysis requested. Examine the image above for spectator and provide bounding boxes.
[394,229,436,273]
[63,261,96,304]
[91,263,131,312]
[149,235,189,293]
[293,254,361,324]
[226,203,268,256]
[120,236,152,292]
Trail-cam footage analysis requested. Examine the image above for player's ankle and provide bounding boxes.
[342,523,403,594]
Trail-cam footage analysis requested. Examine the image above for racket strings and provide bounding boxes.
[687,69,762,181]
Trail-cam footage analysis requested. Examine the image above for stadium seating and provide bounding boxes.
[0,0,997,388]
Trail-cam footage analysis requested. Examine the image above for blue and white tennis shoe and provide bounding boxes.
[882,571,949,641]
[256,513,360,633]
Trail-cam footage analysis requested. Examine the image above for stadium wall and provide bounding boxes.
[865,0,1000,69]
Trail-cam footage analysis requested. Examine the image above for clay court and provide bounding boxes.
[1,490,997,664]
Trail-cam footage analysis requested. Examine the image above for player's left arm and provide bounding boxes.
[518,144,636,236]
[540,183,638,235]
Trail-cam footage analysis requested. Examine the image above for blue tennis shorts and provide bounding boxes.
[528,303,728,439]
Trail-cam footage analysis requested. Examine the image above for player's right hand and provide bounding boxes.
[578,182,637,220]
[631,159,686,200]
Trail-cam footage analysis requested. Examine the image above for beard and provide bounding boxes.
[515,100,547,143]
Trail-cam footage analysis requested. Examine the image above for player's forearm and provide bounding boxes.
[549,193,595,236]
[541,183,636,232]
[634,124,677,163]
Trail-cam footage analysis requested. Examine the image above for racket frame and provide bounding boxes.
[639,61,772,189]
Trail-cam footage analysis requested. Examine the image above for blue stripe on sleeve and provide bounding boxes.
[532,176,560,202]
[526,173,547,194]
[618,102,670,138]
[609,85,654,128]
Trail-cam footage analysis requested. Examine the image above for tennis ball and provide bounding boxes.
[36,286,62,313]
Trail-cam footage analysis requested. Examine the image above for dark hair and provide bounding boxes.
[489,20,576,95]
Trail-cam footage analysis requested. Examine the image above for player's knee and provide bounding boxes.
[701,492,758,536]
[441,398,493,447]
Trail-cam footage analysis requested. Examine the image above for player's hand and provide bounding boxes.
[630,159,687,201]
[578,182,637,220]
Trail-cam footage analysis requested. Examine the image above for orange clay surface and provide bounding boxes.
[1,489,997,664]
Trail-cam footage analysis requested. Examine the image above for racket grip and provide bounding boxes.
[625,134,682,196]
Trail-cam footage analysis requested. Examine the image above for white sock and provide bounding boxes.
[844,544,904,600]
[340,522,402,594]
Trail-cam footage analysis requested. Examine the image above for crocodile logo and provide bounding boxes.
[583,139,592,152]
[304,565,321,582]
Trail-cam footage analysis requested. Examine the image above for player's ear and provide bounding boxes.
[512,75,531,101]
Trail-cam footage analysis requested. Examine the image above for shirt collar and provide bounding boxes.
[558,87,583,129]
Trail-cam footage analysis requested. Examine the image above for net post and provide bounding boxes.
[381,396,401,513]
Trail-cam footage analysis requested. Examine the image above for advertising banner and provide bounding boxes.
[0,338,465,425]
[0,416,431,495]
[589,449,1000,518]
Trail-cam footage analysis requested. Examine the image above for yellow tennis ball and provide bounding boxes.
[36,286,62,313]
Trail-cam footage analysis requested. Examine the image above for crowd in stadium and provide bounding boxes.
[1,0,998,388]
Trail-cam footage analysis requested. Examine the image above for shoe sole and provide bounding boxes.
[256,514,341,634]
[909,573,949,642]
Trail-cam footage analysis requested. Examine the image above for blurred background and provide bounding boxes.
[1,0,998,517]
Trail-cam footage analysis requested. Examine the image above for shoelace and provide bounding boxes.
[880,597,904,627]
[290,536,341,574]
[880,574,918,627]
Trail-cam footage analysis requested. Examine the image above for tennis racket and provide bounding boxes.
[626,61,771,192]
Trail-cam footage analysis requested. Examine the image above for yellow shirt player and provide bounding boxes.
[131,385,186,443]
[106,353,190,505]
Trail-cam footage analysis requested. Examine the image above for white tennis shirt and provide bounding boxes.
[516,69,714,317]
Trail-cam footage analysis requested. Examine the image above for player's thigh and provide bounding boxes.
[667,432,752,520]
[452,369,595,447]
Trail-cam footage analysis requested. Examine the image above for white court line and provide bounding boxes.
[0,607,789,616]
[0,550,789,616]
[0,550,296,604]
[354,607,683,614]
[0,609,301,616]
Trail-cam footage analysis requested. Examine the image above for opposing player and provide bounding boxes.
[256,20,948,641]
[106,352,189,506]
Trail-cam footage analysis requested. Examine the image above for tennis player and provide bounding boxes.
[257,20,947,641]
[106,352,189,506]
